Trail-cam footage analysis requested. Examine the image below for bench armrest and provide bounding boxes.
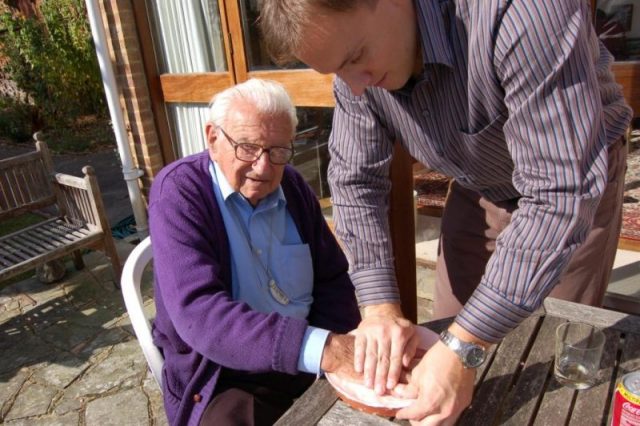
[54,166,109,233]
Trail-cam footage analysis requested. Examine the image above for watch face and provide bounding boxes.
[465,346,486,368]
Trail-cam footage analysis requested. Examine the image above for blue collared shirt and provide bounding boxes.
[209,161,329,374]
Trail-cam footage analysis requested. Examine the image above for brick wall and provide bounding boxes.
[98,0,164,199]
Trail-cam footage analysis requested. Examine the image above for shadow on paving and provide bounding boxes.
[0,243,167,425]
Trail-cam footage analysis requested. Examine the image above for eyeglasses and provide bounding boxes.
[218,127,294,165]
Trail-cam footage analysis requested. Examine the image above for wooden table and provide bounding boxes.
[276,298,640,425]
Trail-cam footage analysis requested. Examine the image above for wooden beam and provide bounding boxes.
[248,69,336,107]
[220,0,245,83]
[130,1,177,165]
[159,73,236,103]
[390,143,417,322]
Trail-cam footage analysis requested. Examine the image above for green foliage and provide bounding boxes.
[45,117,116,153]
[0,95,35,142]
[0,0,106,129]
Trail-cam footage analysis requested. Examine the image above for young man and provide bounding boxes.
[260,1,632,423]
[149,79,360,426]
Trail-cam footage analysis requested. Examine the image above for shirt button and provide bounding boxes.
[255,248,262,255]
[422,109,430,117]
[193,393,202,403]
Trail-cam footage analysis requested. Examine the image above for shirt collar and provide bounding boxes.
[211,160,285,210]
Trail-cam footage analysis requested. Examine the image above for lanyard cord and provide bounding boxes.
[228,199,290,305]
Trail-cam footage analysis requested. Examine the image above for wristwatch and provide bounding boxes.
[439,330,487,369]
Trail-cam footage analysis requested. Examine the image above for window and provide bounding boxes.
[147,0,227,73]
[143,0,336,195]
[594,0,640,61]
[237,0,306,71]
[292,108,333,198]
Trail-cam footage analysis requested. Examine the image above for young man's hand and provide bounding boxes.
[394,323,487,425]
[353,302,420,394]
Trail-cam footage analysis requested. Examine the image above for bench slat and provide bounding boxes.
[0,244,28,264]
[0,150,42,169]
[0,155,55,221]
[1,218,90,249]
[19,230,58,251]
[45,219,91,241]
[57,184,98,227]
[10,235,49,257]
[40,220,83,241]
[4,237,43,258]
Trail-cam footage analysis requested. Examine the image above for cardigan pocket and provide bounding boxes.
[162,366,184,403]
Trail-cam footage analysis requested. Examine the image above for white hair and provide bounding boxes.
[207,78,298,136]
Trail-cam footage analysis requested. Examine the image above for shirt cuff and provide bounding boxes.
[350,267,400,306]
[455,281,536,343]
[297,326,331,375]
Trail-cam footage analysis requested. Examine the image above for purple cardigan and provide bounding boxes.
[148,152,360,426]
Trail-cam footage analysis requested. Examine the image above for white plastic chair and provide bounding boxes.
[121,236,164,390]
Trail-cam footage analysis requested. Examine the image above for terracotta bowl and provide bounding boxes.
[325,326,439,416]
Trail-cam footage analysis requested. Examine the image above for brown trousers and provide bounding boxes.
[199,369,315,426]
[433,137,628,319]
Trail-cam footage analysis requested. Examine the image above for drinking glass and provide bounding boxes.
[554,321,605,390]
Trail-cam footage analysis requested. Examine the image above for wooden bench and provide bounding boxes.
[0,135,121,286]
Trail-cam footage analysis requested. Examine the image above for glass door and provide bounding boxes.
[143,0,236,157]
[592,0,640,115]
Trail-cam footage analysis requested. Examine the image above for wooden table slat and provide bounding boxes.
[419,318,452,333]
[531,374,576,425]
[317,400,398,426]
[499,315,564,425]
[459,313,543,425]
[544,298,640,333]
[569,328,622,426]
[274,378,337,426]
[617,332,640,376]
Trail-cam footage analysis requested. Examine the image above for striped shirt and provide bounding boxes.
[328,0,633,342]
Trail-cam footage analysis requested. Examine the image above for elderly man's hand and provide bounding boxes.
[354,303,420,395]
[320,333,361,381]
[394,325,483,425]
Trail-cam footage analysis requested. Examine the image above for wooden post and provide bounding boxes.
[389,143,417,322]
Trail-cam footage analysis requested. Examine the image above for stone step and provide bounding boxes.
[416,238,439,269]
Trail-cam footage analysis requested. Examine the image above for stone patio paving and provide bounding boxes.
[0,241,167,426]
[0,237,435,426]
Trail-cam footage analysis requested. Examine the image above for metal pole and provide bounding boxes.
[84,0,149,238]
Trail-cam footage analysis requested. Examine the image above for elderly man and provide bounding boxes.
[149,78,361,426]
[260,1,632,424]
